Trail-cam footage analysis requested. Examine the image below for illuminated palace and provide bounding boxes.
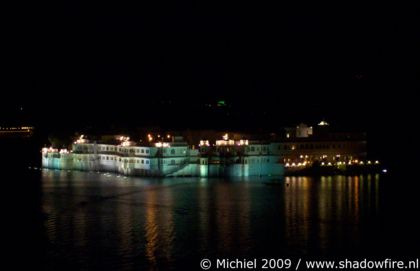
[279,121,375,171]
[41,121,376,176]
[42,134,285,177]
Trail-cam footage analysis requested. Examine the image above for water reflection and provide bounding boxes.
[40,170,387,270]
[283,175,381,254]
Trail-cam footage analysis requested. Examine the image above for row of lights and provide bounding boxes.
[285,160,380,168]
[148,134,171,142]
[155,142,171,148]
[285,161,309,167]
[320,160,380,166]
[75,134,172,145]
[215,134,249,146]
[0,126,34,131]
[42,147,70,154]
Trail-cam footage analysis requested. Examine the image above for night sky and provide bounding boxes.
[4,2,418,153]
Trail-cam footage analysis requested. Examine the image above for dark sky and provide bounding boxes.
[4,2,418,132]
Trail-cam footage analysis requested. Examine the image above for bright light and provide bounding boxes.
[367,160,371,164]
[327,162,332,166]
[359,161,364,165]
[167,134,171,139]
[118,136,130,142]
[321,162,325,166]
[199,140,210,147]
[238,139,248,146]
[43,147,58,153]
[285,163,290,167]
[375,160,380,164]
[75,135,87,144]
[216,139,235,146]
[286,133,290,138]
[318,120,329,126]
[155,142,170,148]
[222,133,228,140]
[382,169,387,173]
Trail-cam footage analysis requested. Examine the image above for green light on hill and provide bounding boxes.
[217,100,226,107]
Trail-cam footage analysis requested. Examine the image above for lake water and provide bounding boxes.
[16,169,420,270]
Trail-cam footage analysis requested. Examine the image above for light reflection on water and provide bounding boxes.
[40,170,385,270]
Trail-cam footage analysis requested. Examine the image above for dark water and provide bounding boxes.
[14,169,416,270]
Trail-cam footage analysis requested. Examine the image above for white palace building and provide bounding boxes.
[42,134,285,177]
